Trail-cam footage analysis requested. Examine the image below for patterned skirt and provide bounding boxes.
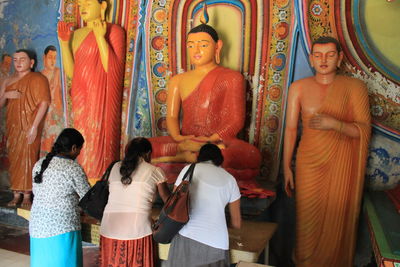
[100,234,156,267]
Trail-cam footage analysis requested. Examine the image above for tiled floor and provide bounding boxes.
[0,222,100,267]
[0,248,30,267]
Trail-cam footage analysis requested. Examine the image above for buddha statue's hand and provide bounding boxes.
[283,167,295,197]
[92,19,107,39]
[26,125,37,145]
[191,133,221,143]
[3,90,21,99]
[57,21,73,42]
[172,134,195,143]
[309,113,339,131]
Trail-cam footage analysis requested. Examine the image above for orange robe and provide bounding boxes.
[295,76,371,266]
[5,72,50,191]
[71,23,125,181]
[150,66,261,178]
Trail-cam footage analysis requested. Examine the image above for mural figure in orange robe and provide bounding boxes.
[40,45,64,156]
[58,0,125,182]
[0,49,50,206]
[150,23,261,183]
[283,36,371,266]
[0,54,12,79]
[0,53,12,186]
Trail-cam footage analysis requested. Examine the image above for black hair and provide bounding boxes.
[1,53,10,61]
[120,137,152,185]
[15,49,37,71]
[312,36,342,53]
[34,128,84,183]
[44,45,57,55]
[197,143,224,166]
[188,24,219,42]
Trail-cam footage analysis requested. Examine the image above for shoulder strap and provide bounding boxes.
[182,163,196,183]
[101,160,119,182]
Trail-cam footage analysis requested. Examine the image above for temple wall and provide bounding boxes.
[0,0,399,190]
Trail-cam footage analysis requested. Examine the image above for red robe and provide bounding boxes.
[150,67,261,181]
[71,23,125,182]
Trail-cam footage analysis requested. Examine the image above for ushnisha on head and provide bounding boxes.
[34,128,85,183]
[120,137,152,185]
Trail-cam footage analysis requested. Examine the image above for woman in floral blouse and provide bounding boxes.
[29,128,90,267]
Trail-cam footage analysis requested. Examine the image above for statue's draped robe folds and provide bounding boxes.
[295,76,371,267]
[5,72,50,191]
[71,23,125,180]
[151,66,261,180]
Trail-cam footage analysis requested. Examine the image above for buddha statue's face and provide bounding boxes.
[78,0,105,22]
[310,42,343,75]
[13,52,33,73]
[187,32,220,67]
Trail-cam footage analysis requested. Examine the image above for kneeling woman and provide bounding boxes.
[30,128,90,267]
[100,137,170,267]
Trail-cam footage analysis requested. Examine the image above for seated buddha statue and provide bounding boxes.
[150,23,262,185]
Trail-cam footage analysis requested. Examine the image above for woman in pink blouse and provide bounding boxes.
[100,137,170,267]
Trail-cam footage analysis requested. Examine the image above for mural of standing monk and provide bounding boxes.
[150,23,261,184]
[0,49,50,206]
[40,45,64,156]
[58,0,125,182]
[0,53,12,186]
[0,54,12,79]
[283,36,371,266]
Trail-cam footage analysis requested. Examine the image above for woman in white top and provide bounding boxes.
[166,143,242,267]
[100,137,170,267]
[30,128,90,267]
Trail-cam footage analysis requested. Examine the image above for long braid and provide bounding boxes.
[34,143,61,184]
[33,128,84,184]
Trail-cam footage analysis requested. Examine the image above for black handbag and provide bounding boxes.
[78,161,119,220]
[152,163,195,244]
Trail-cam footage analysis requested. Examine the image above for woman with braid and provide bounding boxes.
[99,137,170,267]
[29,128,90,267]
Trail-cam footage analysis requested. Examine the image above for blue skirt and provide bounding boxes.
[30,230,83,267]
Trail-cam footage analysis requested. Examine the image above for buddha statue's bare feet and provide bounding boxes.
[151,151,197,163]
[182,151,197,163]
[21,193,32,208]
[7,192,22,207]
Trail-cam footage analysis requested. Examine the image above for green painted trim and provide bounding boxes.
[364,193,400,261]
